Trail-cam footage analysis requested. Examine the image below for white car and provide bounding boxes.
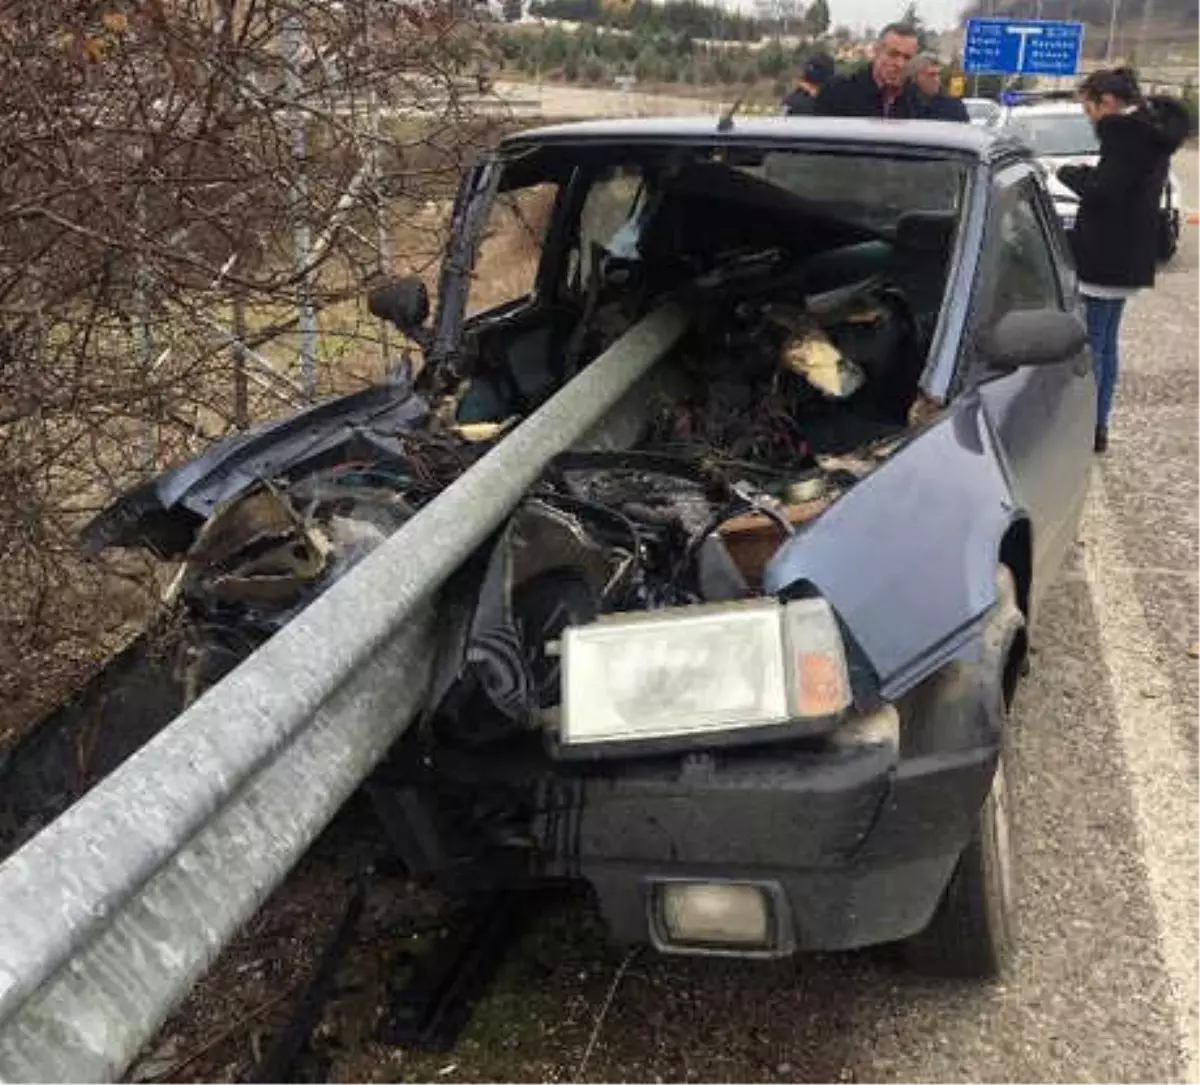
[964,97,1002,127]
[997,99,1183,261]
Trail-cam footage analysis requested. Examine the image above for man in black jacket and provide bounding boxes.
[781,52,836,115]
[908,54,969,121]
[815,24,919,118]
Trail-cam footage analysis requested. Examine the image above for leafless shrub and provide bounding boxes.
[0,0,506,744]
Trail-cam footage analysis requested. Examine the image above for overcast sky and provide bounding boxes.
[722,0,967,33]
[831,0,965,30]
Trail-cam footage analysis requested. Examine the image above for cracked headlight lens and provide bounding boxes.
[560,597,849,749]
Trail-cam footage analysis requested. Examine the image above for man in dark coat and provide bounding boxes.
[815,23,919,118]
[908,54,969,121]
[781,52,836,115]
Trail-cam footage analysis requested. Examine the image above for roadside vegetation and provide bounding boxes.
[0,0,505,748]
[487,0,846,98]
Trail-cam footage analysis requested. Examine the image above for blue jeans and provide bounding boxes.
[1084,296,1126,431]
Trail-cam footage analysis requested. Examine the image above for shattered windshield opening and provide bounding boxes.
[482,144,969,307]
[448,140,970,467]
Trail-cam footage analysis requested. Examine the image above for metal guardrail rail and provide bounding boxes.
[0,303,688,1083]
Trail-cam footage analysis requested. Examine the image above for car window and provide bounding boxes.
[966,99,1001,126]
[755,152,965,232]
[1035,184,1079,301]
[466,182,558,317]
[989,191,1061,319]
[1004,112,1098,157]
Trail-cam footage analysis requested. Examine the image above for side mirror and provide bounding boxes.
[367,277,430,336]
[979,308,1087,371]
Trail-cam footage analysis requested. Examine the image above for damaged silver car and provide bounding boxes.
[84,117,1096,976]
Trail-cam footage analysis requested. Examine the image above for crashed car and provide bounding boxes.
[84,117,1096,976]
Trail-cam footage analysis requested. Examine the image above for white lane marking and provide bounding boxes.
[1082,469,1200,1084]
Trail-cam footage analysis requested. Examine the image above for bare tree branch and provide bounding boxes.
[0,0,509,743]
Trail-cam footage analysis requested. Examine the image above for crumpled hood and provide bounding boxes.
[79,382,433,559]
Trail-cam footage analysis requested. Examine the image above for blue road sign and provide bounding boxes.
[963,18,1085,77]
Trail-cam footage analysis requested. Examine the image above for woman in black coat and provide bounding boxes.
[1057,68,1189,453]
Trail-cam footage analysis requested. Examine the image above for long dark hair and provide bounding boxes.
[1078,66,1145,108]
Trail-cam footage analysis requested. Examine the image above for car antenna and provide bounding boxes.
[717,97,742,132]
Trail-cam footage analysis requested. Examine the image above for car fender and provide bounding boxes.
[762,398,1022,700]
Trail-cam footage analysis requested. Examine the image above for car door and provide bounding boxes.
[966,162,1095,612]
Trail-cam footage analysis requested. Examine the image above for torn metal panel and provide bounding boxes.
[717,498,832,588]
[80,382,432,559]
[177,485,332,612]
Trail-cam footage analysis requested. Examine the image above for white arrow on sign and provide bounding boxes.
[1004,24,1045,71]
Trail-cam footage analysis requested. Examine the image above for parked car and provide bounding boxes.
[84,117,1095,978]
[997,96,1184,261]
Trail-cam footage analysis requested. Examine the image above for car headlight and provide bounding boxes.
[1052,202,1076,229]
[559,597,851,751]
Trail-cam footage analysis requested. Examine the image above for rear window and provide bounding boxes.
[966,100,1001,125]
[1004,112,1099,156]
[751,151,967,232]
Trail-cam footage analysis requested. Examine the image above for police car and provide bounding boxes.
[995,91,1183,261]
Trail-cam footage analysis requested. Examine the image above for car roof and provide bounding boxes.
[1001,100,1085,116]
[503,116,1027,162]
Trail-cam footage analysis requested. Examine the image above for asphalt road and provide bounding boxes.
[390,152,1200,1085]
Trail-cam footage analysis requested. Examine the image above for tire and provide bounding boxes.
[903,566,1024,979]
[1158,210,1180,264]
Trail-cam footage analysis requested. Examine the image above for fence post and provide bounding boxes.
[283,13,318,397]
[132,184,157,472]
[233,293,249,429]
[364,1,394,373]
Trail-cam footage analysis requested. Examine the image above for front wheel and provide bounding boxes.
[903,566,1024,978]
[903,751,1016,978]
[1158,209,1180,263]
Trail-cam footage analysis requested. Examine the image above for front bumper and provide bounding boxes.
[531,664,1000,955]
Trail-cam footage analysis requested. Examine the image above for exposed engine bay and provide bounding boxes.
[103,143,962,749]
[167,275,924,711]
